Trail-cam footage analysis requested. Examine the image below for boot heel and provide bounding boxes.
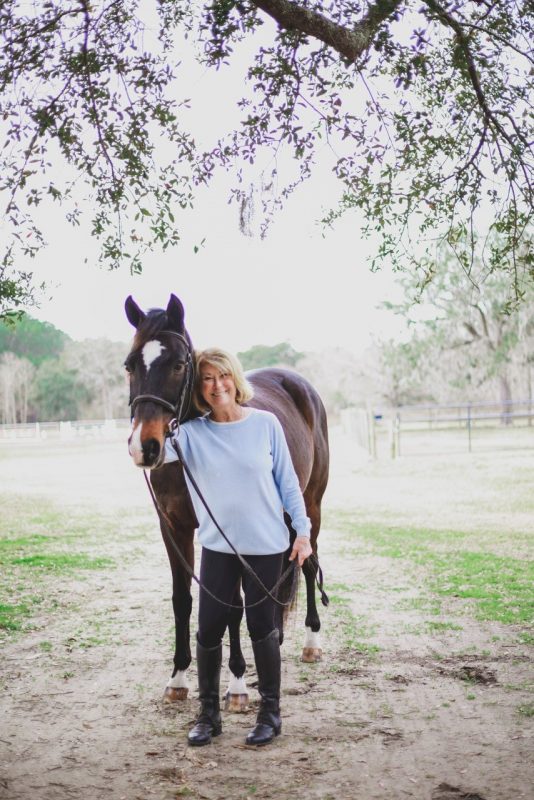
[245,720,281,746]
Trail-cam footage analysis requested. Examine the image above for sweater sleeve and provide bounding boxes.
[270,415,311,538]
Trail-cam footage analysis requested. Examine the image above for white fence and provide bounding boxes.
[341,401,534,458]
[0,418,131,441]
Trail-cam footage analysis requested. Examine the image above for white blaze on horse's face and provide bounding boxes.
[128,340,168,467]
[128,421,144,466]
[142,340,165,370]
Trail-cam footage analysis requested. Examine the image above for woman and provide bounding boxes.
[165,348,312,747]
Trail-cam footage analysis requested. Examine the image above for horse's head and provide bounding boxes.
[124,293,194,469]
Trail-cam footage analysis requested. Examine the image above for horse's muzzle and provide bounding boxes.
[128,421,165,469]
[141,437,162,468]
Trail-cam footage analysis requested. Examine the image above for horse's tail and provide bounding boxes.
[279,517,300,623]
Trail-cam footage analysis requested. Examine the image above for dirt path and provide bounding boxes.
[0,433,533,800]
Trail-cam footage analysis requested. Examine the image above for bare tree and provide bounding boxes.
[0,352,35,423]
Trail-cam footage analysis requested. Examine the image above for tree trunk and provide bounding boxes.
[526,363,533,428]
[499,373,513,425]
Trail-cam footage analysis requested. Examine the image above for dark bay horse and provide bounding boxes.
[125,293,329,708]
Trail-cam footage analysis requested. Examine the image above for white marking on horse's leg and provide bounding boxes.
[142,340,164,370]
[224,674,249,712]
[304,627,321,649]
[302,626,323,663]
[163,669,189,703]
[227,675,247,695]
[166,670,189,690]
[128,421,144,465]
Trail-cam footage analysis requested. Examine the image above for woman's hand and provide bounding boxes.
[289,535,313,567]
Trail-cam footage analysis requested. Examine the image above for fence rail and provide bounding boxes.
[341,401,534,458]
[0,418,131,441]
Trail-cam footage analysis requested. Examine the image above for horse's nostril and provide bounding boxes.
[142,438,161,465]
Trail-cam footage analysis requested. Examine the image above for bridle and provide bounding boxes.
[129,330,195,430]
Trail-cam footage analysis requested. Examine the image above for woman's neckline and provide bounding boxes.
[206,407,254,425]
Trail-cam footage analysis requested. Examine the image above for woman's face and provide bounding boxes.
[199,363,238,412]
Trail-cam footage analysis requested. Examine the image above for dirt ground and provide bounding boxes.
[0,429,533,800]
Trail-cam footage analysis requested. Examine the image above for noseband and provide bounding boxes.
[129,331,194,430]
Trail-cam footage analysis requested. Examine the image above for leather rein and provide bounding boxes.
[130,330,327,610]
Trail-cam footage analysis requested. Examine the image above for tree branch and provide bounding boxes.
[80,1,117,185]
[422,0,516,149]
[249,0,404,63]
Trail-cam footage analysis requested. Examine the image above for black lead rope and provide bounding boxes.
[143,470,297,609]
[168,432,329,609]
[130,332,300,608]
[130,328,328,608]
[170,436,300,608]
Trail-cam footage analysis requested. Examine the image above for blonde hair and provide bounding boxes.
[193,348,254,413]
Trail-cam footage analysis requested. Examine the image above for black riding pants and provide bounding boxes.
[197,548,284,648]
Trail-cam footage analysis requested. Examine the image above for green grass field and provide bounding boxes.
[1,432,533,642]
[326,514,534,626]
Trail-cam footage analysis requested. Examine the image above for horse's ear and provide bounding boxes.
[125,296,146,328]
[166,294,185,333]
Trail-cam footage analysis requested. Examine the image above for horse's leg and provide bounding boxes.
[162,527,194,702]
[224,586,249,712]
[301,498,323,663]
[279,515,299,647]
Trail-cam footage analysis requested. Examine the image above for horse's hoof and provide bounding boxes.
[224,691,249,712]
[163,686,188,703]
[301,647,322,663]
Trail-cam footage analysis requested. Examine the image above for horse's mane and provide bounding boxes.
[131,308,193,353]
[132,309,169,351]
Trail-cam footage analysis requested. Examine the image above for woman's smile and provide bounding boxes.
[200,365,240,420]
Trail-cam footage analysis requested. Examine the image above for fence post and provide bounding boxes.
[467,403,472,453]
[395,412,401,457]
[389,415,396,459]
[367,402,377,459]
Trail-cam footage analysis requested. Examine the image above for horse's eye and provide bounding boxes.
[173,363,185,374]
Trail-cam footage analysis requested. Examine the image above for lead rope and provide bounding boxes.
[171,436,300,607]
[170,430,328,608]
[143,464,297,610]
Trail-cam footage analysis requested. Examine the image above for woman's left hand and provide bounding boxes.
[289,535,313,567]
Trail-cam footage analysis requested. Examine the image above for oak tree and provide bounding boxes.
[1,1,532,314]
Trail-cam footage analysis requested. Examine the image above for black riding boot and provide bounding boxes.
[246,629,282,746]
[188,639,223,746]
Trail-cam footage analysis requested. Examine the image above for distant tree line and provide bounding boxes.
[0,316,128,423]
[2,250,533,425]
[375,240,534,413]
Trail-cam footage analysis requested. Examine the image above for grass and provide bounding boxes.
[326,513,534,628]
[425,620,463,632]
[320,583,380,661]
[0,493,127,635]
[0,601,34,631]
[9,553,114,570]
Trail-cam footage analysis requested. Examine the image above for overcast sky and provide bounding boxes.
[27,173,406,356]
[22,11,407,357]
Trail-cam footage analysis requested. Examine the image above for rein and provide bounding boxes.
[130,328,328,609]
[155,432,328,609]
[143,465,297,609]
[143,427,328,609]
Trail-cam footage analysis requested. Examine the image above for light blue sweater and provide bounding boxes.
[164,408,311,555]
